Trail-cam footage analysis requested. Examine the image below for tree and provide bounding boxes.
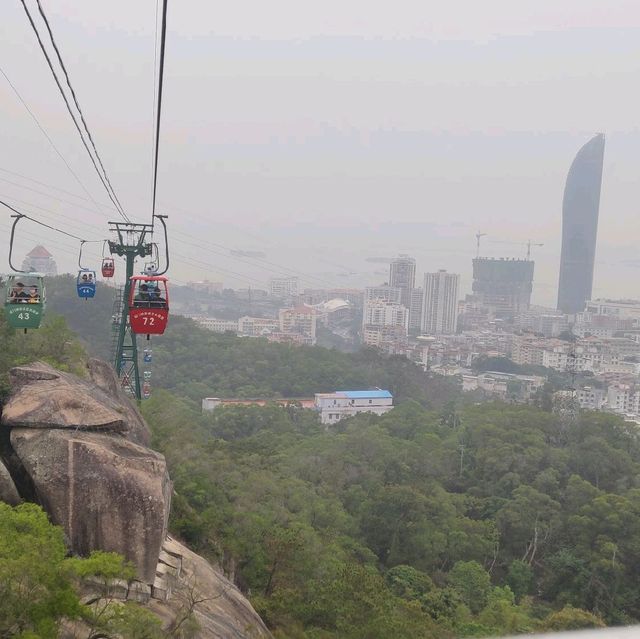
[0,502,81,638]
[505,560,534,603]
[540,605,605,631]
[448,561,492,614]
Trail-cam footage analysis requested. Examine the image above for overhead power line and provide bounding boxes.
[0,199,90,242]
[0,63,104,216]
[152,0,169,218]
[19,0,129,222]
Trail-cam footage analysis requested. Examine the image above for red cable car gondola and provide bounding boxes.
[128,275,169,336]
[102,257,115,278]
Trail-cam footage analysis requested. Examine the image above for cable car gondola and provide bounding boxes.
[102,258,115,278]
[4,273,46,332]
[128,275,169,336]
[77,269,96,299]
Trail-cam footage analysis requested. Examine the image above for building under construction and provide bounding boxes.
[471,257,534,319]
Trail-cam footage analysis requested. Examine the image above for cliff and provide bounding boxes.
[0,360,270,639]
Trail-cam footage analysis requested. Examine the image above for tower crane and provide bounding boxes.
[489,239,543,260]
[475,231,487,258]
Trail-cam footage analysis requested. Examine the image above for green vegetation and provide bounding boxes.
[141,392,637,637]
[0,502,159,638]
[2,279,638,636]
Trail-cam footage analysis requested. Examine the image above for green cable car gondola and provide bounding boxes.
[4,273,46,331]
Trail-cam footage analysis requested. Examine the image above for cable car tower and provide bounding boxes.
[108,215,168,400]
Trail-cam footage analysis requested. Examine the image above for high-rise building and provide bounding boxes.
[389,256,416,307]
[409,287,424,332]
[471,258,534,318]
[422,270,460,334]
[557,133,605,314]
[364,285,402,304]
[21,245,57,275]
[269,276,299,299]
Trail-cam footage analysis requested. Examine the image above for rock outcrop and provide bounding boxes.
[0,458,19,505]
[11,428,171,582]
[0,360,271,639]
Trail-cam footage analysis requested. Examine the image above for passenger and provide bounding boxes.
[81,273,88,282]
[149,286,166,308]
[9,282,28,303]
[87,273,94,283]
[27,286,40,303]
[134,283,151,307]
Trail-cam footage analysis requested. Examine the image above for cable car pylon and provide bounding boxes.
[108,217,168,400]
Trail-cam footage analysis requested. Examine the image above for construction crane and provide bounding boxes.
[475,231,487,258]
[490,239,543,260]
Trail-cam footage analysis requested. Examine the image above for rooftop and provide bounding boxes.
[26,245,52,258]
[337,390,393,399]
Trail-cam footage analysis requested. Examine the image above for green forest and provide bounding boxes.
[1,288,638,637]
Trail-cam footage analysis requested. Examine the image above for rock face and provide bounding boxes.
[0,360,270,638]
[2,361,150,445]
[0,459,19,505]
[10,428,171,583]
[148,537,271,638]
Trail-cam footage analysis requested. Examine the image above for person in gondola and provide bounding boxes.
[149,286,166,308]
[27,286,40,303]
[9,282,29,303]
[134,283,151,307]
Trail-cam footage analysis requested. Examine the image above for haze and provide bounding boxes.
[1,0,640,306]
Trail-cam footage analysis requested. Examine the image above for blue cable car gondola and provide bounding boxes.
[77,269,96,299]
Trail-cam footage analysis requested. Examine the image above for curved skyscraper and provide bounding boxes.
[557,133,605,314]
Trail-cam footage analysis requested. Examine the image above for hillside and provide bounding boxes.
[2,291,635,637]
[38,275,460,407]
[142,391,634,637]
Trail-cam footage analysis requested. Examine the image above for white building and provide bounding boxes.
[237,316,279,336]
[315,390,393,425]
[363,299,409,331]
[21,245,57,275]
[194,317,238,333]
[422,270,460,335]
[607,383,640,416]
[364,285,402,304]
[279,306,317,345]
[269,276,299,299]
[584,299,640,320]
[576,386,607,411]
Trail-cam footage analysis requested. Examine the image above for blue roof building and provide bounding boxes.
[314,389,394,425]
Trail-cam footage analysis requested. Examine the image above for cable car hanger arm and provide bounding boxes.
[153,214,169,275]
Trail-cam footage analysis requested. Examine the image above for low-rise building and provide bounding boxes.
[315,389,393,425]
[237,316,279,337]
[193,317,238,333]
[462,371,545,402]
[202,396,315,412]
[576,386,607,410]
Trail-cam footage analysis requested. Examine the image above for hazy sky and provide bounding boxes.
[1,1,640,305]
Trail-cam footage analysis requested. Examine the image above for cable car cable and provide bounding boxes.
[18,0,129,222]
[0,199,89,243]
[0,193,106,240]
[32,0,128,222]
[151,0,168,220]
